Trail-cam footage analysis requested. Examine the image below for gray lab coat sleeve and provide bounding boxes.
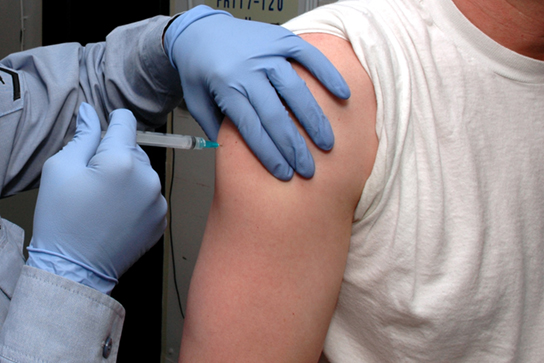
[0,218,125,362]
[0,14,183,198]
[0,219,25,328]
[0,266,125,363]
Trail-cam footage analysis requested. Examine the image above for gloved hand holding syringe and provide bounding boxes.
[101,130,219,150]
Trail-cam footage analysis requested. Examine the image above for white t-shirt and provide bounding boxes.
[284,0,544,361]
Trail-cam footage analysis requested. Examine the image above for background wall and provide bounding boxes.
[0,0,43,250]
[0,0,42,57]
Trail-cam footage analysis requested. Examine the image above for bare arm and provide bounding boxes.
[179,33,378,362]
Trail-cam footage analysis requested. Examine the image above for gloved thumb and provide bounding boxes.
[55,102,102,166]
[99,108,138,149]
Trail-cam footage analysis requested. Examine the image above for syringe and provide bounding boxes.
[101,131,219,150]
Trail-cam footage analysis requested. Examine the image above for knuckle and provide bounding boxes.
[107,152,135,173]
[143,171,162,193]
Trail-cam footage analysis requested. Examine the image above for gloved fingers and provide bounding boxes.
[140,195,168,247]
[95,108,155,169]
[284,35,351,100]
[91,107,162,201]
[221,91,300,180]
[230,76,316,179]
[184,88,223,141]
[267,59,335,152]
[113,190,168,277]
[52,102,102,167]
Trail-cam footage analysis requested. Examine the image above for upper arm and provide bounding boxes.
[179,33,378,362]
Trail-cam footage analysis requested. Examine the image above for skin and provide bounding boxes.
[452,0,544,60]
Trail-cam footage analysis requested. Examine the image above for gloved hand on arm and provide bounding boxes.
[164,5,351,180]
[26,102,168,295]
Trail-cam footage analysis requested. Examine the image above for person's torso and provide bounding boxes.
[285,0,544,361]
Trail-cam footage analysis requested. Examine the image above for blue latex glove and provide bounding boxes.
[27,103,167,294]
[164,5,350,180]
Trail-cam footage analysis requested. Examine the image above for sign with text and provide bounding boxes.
[204,0,298,24]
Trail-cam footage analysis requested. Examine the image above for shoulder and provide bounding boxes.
[217,32,377,209]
